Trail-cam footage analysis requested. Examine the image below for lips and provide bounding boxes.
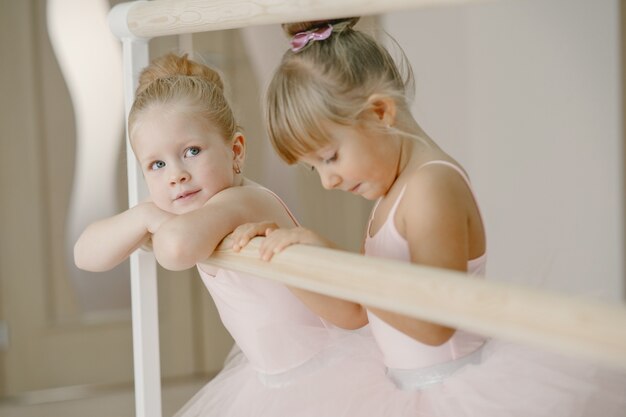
[349,184,361,193]
[175,190,200,201]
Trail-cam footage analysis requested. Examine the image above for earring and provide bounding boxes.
[234,164,241,174]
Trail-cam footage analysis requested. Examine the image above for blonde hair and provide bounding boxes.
[267,18,415,164]
[129,53,239,142]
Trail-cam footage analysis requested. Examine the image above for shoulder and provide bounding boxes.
[395,162,475,269]
[402,162,470,208]
[209,182,278,207]
[206,181,296,227]
[395,162,472,232]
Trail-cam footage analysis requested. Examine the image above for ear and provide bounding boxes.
[232,132,246,165]
[365,94,397,127]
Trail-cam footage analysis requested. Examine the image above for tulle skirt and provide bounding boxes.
[174,326,386,417]
[348,338,626,417]
[175,333,626,417]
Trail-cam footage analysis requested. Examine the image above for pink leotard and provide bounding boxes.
[364,160,487,388]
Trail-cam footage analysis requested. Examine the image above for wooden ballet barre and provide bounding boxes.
[209,237,626,371]
[116,0,486,39]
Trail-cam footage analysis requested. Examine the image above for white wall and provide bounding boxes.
[384,0,624,299]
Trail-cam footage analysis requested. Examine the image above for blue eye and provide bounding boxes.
[185,146,200,157]
[150,160,166,170]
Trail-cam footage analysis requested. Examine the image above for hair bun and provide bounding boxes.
[136,53,224,96]
[282,17,359,37]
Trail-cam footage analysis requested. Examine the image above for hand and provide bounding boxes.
[231,222,279,252]
[234,223,334,261]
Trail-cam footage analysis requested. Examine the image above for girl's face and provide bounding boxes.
[132,105,239,214]
[299,121,401,200]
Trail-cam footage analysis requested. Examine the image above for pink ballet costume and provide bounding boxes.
[349,160,626,417]
[174,186,386,417]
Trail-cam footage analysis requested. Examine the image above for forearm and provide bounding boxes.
[289,287,368,329]
[367,307,455,345]
[152,205,236,271]
[74,205,151,272]
[229,223,365,326]
[151,220,203,270]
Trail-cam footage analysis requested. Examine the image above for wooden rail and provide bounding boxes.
[118,0,485,38]
[209,238,626,371]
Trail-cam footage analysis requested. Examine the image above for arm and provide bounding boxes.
[231,223,368,329]
[74,202,173,272]
[151,186,296,271]
[367,167,474,345]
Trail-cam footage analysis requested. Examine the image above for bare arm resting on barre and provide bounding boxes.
[231,222,368,329]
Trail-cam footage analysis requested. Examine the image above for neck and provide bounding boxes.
[394,118,434,176]
[395,137,413,180]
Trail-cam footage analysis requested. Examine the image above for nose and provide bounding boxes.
[320,170,340,190]
[169,167,190,185]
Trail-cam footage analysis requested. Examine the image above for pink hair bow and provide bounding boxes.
[289,24,333,52]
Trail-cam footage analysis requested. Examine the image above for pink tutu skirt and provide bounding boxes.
[175,330,625,417]
[347,338,626,417]
[173,326,386,417]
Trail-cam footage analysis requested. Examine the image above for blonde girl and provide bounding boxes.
[75,52,385,417]
[233,18,626,417]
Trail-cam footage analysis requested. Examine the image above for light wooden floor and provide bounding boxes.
[0,378,207,417]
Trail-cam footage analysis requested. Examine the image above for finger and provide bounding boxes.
[261,235,294,260]
[232,235,248,251]
[273,238,298,254]
[258,235,276,257]
[260,243,276,261]
[260,234,286,261]
[231,229,248,250]
[230,227,246,245]
[236,225,264,248]
[239,233,252,246]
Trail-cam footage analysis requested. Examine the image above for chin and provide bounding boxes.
[360,189,379,200]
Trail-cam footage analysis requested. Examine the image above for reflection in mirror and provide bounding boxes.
[47,0,130,319]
